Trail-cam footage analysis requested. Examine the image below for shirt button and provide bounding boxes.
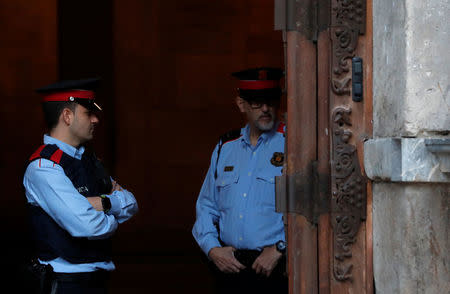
[243,193,247,197]
[270,178,274,183]
[253,152,256,155]
[239,237,243,241]
[221,181,225,185]
[239,214,243,219]
[248,172,252,176]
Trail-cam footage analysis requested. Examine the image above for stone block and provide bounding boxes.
[364,138,450,183]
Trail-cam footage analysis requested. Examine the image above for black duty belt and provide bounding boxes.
[233,249,287,276]
[53,270,110,283]
[233,249,262,268]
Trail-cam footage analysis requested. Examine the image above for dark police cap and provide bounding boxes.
[36,77,102,111]
[232,67,284,101]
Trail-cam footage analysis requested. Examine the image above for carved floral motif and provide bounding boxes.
[331,0,366,95]
[331,107,366,281]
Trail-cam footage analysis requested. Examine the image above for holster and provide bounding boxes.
[26,259,54,294]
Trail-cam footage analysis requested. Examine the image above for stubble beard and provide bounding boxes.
[254,115,275,132]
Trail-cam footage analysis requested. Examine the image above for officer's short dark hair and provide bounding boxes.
[42,101,77,130]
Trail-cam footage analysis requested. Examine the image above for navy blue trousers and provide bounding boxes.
[49,271,109,294]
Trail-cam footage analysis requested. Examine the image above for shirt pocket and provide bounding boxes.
[215,172,239,210]
[255,170,277,209]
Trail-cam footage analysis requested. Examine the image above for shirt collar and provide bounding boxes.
[43,134,85,159]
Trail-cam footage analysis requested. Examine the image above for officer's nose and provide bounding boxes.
[261,103,269,112]
[91,114,99,124]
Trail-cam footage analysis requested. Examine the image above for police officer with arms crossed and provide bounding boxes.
[192,68,288,294]
[23,78,138,294]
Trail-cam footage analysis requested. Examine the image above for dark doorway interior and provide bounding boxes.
[1,1,283,293]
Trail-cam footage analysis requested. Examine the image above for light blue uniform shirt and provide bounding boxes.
[23,135,138,273]
[192,123,286,256]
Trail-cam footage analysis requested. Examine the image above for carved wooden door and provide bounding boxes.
[275,0,373,293]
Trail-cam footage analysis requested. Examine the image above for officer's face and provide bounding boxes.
[236,97,279,132]
[69,104,99,145]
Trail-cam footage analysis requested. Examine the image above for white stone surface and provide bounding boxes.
[373,184,450,294]
[373,0,450,137]
[373,0,407,137]
[372,1,450,293]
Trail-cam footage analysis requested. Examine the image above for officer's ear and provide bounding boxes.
[236,96,246,113]
[61,107,75,126]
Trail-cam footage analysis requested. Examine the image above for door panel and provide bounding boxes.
[286,31,318,294]
[280,0,373,292]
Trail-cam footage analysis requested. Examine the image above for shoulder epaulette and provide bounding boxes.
[29,144,72,167]
[214,129,241,179]
[277,122,286,135]
[219,129,242,145]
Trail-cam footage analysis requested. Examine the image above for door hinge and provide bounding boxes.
[276,161,330,225]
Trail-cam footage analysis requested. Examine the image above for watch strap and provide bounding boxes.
[100,194,111,213]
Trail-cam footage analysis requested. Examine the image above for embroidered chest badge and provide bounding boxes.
[270,152,284,167]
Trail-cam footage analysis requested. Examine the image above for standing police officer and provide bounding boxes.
[23,78,138,294]
[192,68,288,294]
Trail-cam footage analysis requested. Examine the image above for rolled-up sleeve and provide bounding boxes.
[107,183,138,224]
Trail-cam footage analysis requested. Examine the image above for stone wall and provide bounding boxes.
[372,184,449,293]
[373,0,450,138]
[368,0,450,293]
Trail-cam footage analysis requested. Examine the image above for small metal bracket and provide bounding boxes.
[276,161,329,225]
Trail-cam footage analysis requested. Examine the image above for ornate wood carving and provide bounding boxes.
[331,107,367,281]
[331,0,366,95]
[330,1,367,282]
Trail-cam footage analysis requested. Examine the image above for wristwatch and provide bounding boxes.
[275,240,286,254]
[100,195,111,213]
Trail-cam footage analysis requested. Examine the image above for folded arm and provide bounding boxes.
[24,159,119,239]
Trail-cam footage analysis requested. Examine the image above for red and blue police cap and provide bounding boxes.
[36,77,102,111]
[232,67,284,101]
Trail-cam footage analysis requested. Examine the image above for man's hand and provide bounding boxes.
[252,245,282,277]
[86,180,122,212]
[209,246,246,274]
[111,181,123,193]
[86,197,103,211]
